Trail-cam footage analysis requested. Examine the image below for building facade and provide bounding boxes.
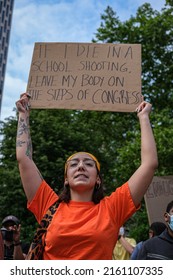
[0,0,14,114]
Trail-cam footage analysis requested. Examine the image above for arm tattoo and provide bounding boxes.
[16,140,26,147]
[17,116,33,159]
[17,117,29,137]
[25,139,32,159]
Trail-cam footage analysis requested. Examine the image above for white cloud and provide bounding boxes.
[2,74,27,121]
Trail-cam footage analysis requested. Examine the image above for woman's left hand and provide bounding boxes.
[135,101,152,117]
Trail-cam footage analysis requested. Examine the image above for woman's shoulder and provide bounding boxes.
[27,180,58,223]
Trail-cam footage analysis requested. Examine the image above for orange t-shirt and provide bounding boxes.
[28,180,138,260]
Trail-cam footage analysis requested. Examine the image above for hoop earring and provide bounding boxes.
[64,182,69,189]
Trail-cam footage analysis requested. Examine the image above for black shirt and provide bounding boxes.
[137,229,173,260]
[4,242,30,260]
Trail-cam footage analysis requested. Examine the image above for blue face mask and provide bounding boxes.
[167,214,173,231]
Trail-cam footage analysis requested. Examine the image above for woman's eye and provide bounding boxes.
[86,163,93,166]
[70,163,77,167]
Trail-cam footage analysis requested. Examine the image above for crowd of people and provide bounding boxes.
[130,221,166,259]
[112,218,172,260]
[136,201,173,260]
[0,92,172,260]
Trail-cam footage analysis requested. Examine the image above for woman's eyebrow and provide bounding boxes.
[68,158,94,162]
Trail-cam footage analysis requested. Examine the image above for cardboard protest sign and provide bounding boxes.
[26,42,142,112]
[144,176,173,224]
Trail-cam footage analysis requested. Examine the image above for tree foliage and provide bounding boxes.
[0,1,173,244]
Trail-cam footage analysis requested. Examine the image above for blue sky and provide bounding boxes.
[1,0,166,120]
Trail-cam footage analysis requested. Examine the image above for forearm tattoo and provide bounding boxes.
[25,140,32,159]
[17,117,29,137]
[16,116,33,159]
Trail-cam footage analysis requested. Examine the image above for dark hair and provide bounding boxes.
[149,222,166,236]
[58,171,104,204]
[166,200,173,213]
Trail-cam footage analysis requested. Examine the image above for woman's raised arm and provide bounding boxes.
[16,93,43,202]
[128,101,158,207]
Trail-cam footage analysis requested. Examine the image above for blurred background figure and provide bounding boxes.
[1,215,29,260]
[149,222,167,238]
[131,221,166,260]
[0,232,4,259]
[112,226,136,260]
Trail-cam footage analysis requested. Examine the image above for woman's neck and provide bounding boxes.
[70,189,93,202]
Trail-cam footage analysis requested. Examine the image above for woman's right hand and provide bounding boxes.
[16,93,31,113]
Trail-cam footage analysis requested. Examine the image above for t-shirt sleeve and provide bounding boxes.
[104,182,140,227]
[27,180,58,223]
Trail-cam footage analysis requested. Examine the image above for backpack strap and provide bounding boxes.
[26,200,60,260]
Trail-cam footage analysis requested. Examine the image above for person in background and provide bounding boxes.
[15,93,158,260]
[1,215,28,260]
[0,232,4,260]
[130,221,166,259]
[112,226,136,260]
[136,201,173,260]
[149,221,166,238]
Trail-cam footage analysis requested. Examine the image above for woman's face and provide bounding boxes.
[65,153,100,192]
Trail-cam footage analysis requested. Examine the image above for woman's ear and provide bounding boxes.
[96,176,101,185]
[64,178,68,186]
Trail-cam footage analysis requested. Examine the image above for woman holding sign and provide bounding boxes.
[15,93,158,260]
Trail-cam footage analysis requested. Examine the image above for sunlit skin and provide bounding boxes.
[65,153,101,202]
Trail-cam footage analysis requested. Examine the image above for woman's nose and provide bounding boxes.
[78,160,85,169]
